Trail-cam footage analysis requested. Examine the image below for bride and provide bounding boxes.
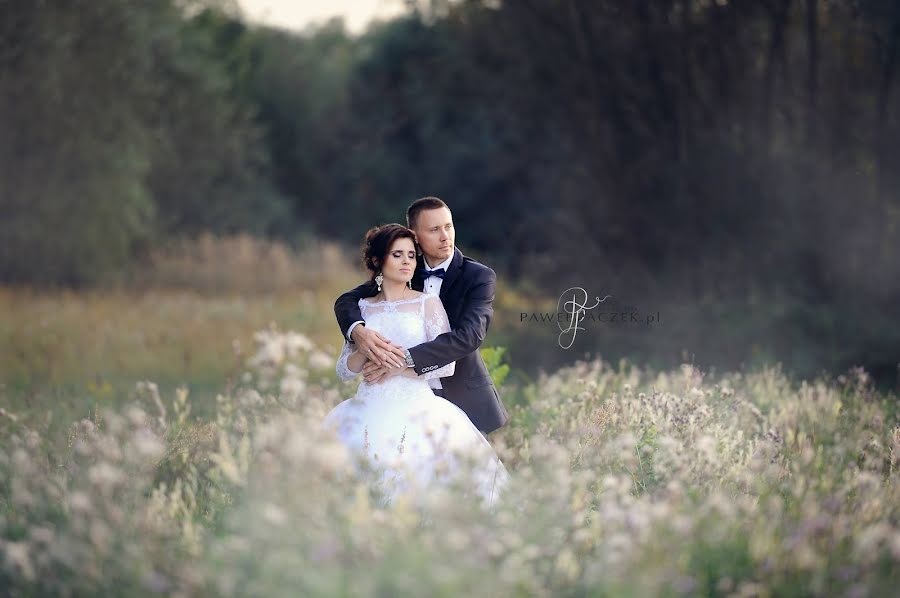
[323,224,509,508]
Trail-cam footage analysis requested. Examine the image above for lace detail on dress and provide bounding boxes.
[359,295,425,317]
[425,312,445,339]
[420,294,455,380]
[335,341,359,381]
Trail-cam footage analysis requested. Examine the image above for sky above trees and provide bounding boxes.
[238,0,405,33]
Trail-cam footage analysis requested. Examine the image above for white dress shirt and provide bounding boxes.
[421,253,453,298]
[346,253,454,390]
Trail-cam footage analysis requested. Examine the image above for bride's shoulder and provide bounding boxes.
[411,291,439,304]
[419,292,445,308]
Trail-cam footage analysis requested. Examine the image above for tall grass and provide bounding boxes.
[0,235,361,420]
[127,233,352,295]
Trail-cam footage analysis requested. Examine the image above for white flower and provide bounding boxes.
[283,433,308,462]
[29,527,53,545]
[132,428,165,460]
[308,350,333,370]
[69,491,93,514]
[284,332,314,356]
[696,434,718,461]
[616,432,637,453]
[445,529,470,551]
[262,503,287,526]
[2,541,34,581]
[88,462,125,489]
[280,377,306,397]
[238,389,264,408]
[250,341,284,367]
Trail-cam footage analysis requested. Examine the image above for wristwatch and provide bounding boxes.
[404,349,415,368]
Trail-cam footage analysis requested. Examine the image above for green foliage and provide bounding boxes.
[480,345,510,388]
[0,0,290,285]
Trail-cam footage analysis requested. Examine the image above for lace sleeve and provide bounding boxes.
[335,341,360,381]
[420,294,455,380]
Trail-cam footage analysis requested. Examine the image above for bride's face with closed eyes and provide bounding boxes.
[379,237,417,285]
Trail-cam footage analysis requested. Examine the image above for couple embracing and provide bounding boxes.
[324,196,510,507]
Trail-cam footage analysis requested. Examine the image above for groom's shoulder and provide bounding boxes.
[460,254,496,283]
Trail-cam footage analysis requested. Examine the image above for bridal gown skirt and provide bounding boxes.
[323,376,509,508]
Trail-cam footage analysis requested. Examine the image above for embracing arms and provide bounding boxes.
[345,293,457,384]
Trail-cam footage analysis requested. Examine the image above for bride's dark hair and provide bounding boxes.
[362,224,419,282]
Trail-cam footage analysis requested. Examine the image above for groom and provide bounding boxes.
[333,196,509,435]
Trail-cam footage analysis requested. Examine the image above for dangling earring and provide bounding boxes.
[407,280,412,289]
[375,272,384,292]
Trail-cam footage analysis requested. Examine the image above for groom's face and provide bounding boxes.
[413,207,455,266]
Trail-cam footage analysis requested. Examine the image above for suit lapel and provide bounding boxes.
[439,248,464,301]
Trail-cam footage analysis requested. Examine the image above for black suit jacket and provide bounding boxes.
[333,247,509,434]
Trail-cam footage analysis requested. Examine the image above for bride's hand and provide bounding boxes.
[362,361,405,384]
[351,325,406,369]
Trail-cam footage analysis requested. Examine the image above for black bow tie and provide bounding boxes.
[424,267,446,279]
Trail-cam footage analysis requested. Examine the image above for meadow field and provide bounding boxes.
[6,1,900,594]
[1,239,898,597]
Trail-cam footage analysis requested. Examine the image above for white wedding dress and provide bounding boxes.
[323,293,509,508]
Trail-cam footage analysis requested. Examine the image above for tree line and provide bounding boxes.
[2,0,898,384]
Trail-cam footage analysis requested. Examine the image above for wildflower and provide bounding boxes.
[125,406,146,426]
[554,547,581,582]
[88,462,125,489]
[279,376,306,397]
[69,491,93,514]
[132,428,164,460]
[237,388,264,408]
[445,529,470,551]
[308,350,332,370]
[615,431,637,453]
[286,331,315,354]
[262,503,287,526]
[696,434,718,462]
[89,520,112,551]
[1,541,34,581]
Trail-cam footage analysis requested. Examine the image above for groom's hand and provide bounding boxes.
[351,325,406,369]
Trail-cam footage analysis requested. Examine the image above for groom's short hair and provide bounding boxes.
[407,196,449,229]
